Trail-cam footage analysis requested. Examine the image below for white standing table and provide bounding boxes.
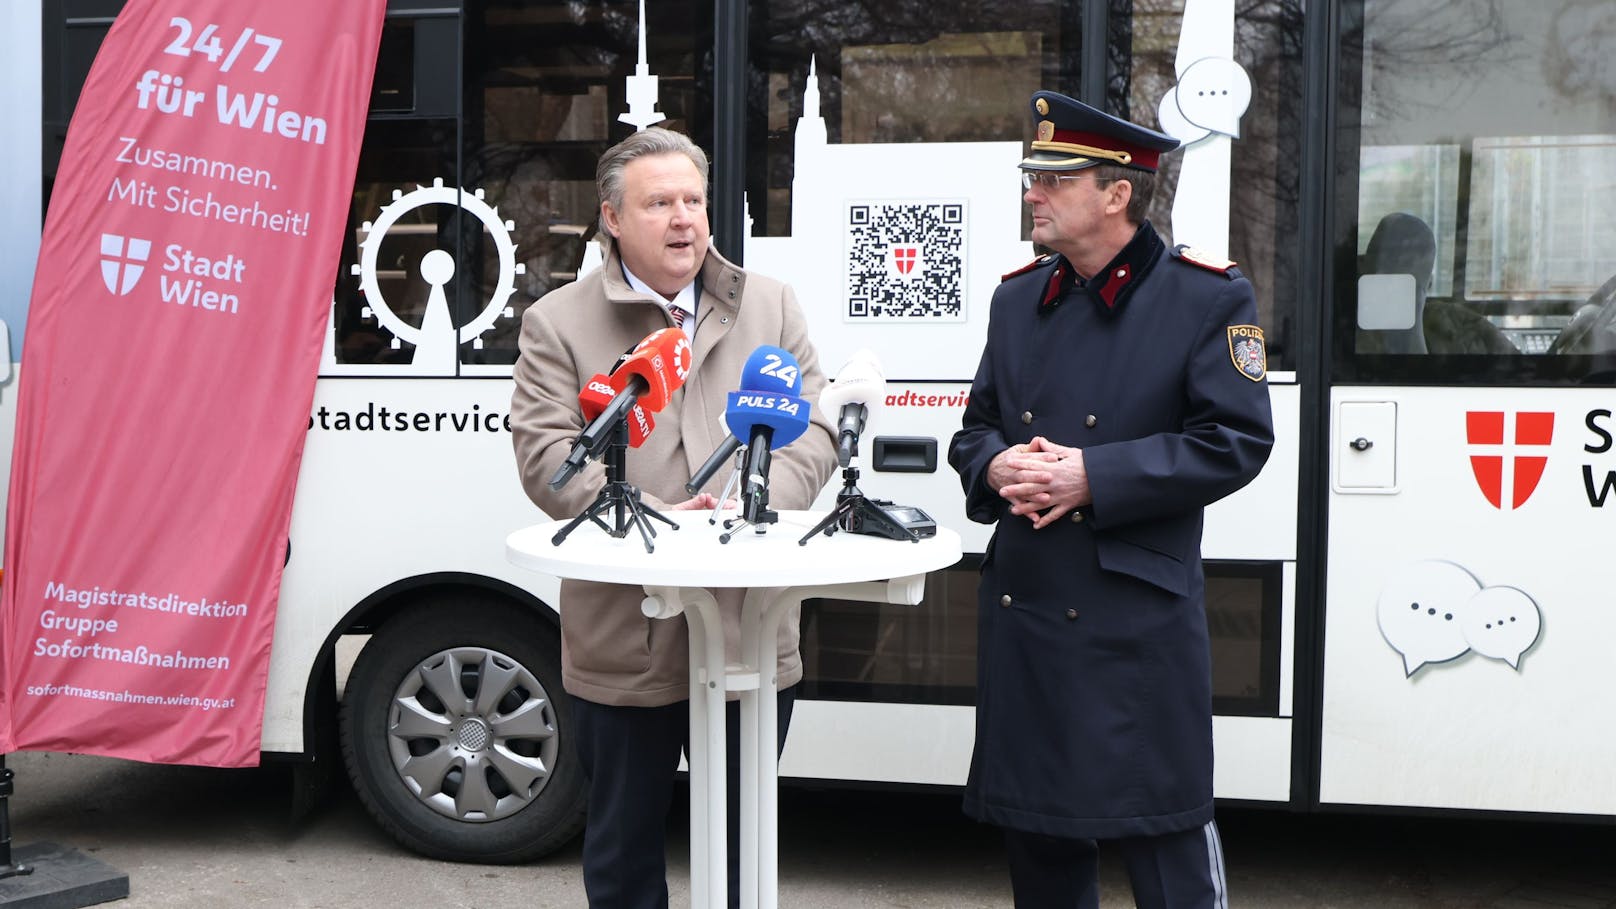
[507,509,960,909]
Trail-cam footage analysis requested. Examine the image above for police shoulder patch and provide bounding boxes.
[1227,325,1267,382]
[1001,255,1052,282]
[1175,244,1237,277]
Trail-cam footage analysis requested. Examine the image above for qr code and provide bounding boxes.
[844,201,966,322]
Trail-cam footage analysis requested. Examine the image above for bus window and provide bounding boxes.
[457,1,709,370]
[330,12,458,371]
[1122,0,1304,374]
[1338,0,1616,382]
[746,3,1078,244]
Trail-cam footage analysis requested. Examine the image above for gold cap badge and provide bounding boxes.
[1037,120,1054,142]
[1035,98,1050,115]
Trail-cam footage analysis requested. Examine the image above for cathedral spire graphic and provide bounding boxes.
[618,0,665,131]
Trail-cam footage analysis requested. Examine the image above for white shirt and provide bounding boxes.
[620,263,697,331]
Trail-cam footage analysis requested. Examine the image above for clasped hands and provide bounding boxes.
[988,436,1091,530]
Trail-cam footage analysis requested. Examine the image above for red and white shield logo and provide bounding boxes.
[100,233,152,296]
[1465,411,1553,510]
[890,245,921,278]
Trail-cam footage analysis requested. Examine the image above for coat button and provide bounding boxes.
[1085,414,1098,428]
[1000,594,1012,608]
[1070,511,1085,523]
[1065,608,1078,620]
[1020,411,1033,425]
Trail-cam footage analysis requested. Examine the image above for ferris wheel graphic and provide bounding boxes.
[327,178,524,377]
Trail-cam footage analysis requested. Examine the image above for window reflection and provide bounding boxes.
[1124,0,1304,372]
[1347,0,1616,368]
[797,561,1282,714]
[749,2,1077,240]
[462,0,708,368]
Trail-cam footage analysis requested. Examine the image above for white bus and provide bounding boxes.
[12,0,1616,862]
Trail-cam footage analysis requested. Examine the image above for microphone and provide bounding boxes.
[549,327,692,490]
[687,344,807,494]
[685,433,742,496]
[818,350,885,467]
[578,373,652,448]
[725,346,810,524]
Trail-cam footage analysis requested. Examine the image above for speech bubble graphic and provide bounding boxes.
[1377,560,1480,676]
[1459,586,1542,670]
[1174,57,1253,138]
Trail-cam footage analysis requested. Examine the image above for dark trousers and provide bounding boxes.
[571,687,797,909]
[1003,822,1228,909]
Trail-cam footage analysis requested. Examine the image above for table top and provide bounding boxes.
[507,509,962,588]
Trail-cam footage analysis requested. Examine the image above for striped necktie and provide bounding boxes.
[668,306,686,329]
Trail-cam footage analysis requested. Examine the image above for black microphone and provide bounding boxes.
[686,433,742,495]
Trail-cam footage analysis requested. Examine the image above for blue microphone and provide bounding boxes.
[727,346,810,525]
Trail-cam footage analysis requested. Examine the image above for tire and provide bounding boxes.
[339,597,586,863]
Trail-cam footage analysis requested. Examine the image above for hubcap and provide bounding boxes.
[385,645,559,823]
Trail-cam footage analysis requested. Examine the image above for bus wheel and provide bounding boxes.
[339,599,585,863]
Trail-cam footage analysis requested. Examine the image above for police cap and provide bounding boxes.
[1022,90,1180,174]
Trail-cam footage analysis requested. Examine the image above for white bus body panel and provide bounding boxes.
[262,377,559,751]
[1321,386,1616,814]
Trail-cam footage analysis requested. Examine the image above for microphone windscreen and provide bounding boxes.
[612,327,692,412]
[725,390,811,449]
[818,352,886,417]
[577,374,617,422]
[739,345,804,396]
[578,373,652,446]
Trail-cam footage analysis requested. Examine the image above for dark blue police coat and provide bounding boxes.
[948,222,1274,840]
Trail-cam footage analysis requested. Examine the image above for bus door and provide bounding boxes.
[1320,0,1616,817]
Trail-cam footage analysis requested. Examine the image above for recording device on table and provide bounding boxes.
[549,327,691,552]
[798,350,936,545]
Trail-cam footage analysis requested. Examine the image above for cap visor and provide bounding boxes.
[1019,151,1100,172]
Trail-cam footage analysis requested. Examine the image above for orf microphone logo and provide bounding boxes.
[100,233,152,296]
[1466,411,1553,510]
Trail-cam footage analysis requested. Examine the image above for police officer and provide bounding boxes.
[948,91,1274,908]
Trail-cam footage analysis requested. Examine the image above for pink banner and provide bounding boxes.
[0,0,384,766]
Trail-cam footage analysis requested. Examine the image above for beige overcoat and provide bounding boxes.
[511,241,837,707]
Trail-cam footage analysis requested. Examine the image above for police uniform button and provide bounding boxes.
[1021,411,1034,425]
[1065,608,1078,620]
[1000,594,1012,608]
[1070,511,1084,523]
[1085,414,1098,428]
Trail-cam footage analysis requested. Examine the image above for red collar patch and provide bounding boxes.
[1094,263,1132,308]
[1041,262,1067,307]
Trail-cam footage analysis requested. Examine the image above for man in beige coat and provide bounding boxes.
[510,127,836,909]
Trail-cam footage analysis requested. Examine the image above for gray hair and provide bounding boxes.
[596,127,711,235]
[1090,163,1156,226]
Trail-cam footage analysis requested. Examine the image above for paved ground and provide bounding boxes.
[4,750,1616,908]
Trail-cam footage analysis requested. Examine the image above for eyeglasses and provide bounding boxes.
[1020,171,1105,192]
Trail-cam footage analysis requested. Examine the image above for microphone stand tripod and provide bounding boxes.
[719,498,777,543]
[719,459,778,544]
[798,463,921,545]
[704,444,747,525]
[552,420,676,553]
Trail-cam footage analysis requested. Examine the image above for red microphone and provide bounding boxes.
[549,327,692,490]
[578,374,652,448]
[611,327,693,413]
